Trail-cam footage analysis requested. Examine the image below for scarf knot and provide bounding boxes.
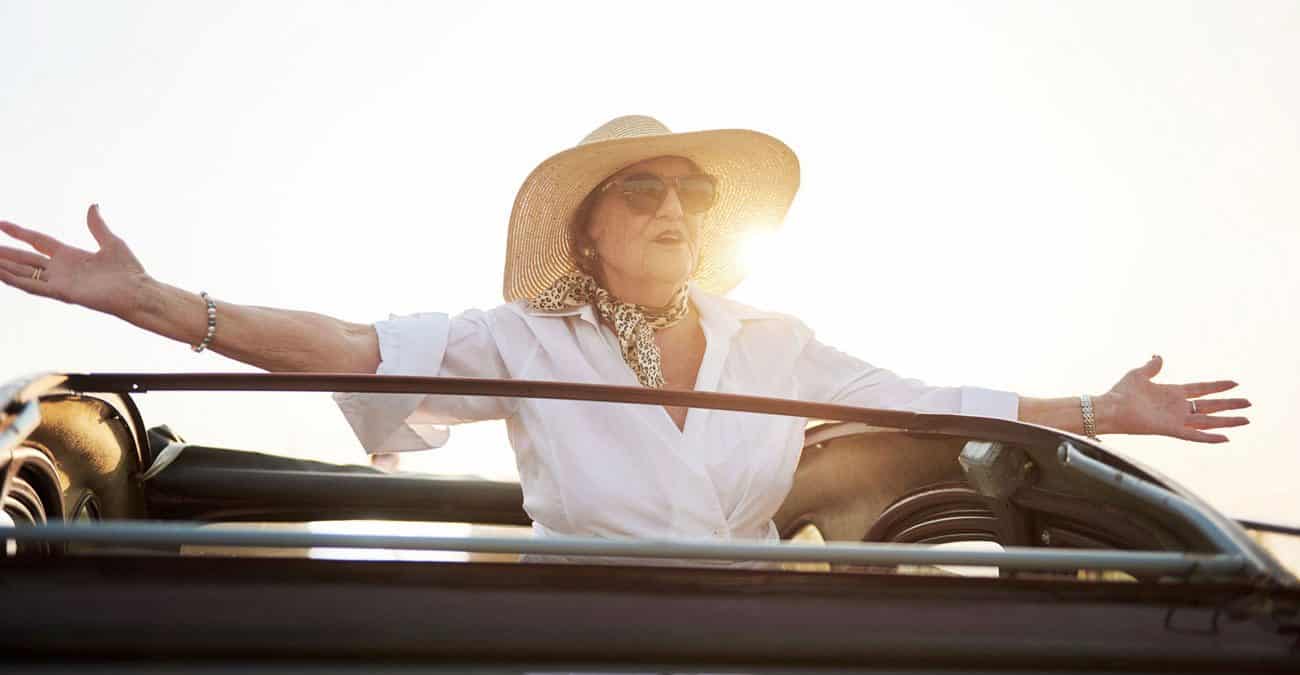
[529,271,689,388]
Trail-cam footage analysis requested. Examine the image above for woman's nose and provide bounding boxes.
[656,185,686,219]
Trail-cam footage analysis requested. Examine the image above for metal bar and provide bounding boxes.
[1057,441,1268,578]
[2,521,1247,576]
[62,372,916,426]
[57,372,1076,450]
[1238,519,1300,537]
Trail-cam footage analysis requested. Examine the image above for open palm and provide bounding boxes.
[0,205,148,317]
[1103,355,1250,443]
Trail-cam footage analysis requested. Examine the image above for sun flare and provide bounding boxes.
[736,228,781,276]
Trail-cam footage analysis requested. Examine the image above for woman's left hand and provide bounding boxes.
[1100,355,1250,443]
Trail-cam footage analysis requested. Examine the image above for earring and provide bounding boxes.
[581,247,598,261]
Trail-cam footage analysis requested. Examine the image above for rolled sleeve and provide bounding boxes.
[333,313,454,454]
[959,386,1020,421]
[796,331,1020,421]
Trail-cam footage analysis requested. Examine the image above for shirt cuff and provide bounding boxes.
[332,313,453,454]
[959,386,1021,421]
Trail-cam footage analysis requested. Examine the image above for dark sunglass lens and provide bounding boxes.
[677,175,717,214]
[620,174,667,213]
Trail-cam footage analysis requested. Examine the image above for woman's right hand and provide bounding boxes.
[4,203,380,374]
[0,204,150,318]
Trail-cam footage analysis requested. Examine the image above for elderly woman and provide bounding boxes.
[0,116,1250,543]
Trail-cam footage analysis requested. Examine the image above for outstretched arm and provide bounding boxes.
[796,323,1250,444]
[1019,355,1250,443]
[1,205,379,374]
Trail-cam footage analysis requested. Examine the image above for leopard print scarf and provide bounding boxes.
[529,270,690,388]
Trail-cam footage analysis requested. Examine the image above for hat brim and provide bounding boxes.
[503,128,800,302]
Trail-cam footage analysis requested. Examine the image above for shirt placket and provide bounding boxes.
[677,304,740,539]
[579,296,739,539]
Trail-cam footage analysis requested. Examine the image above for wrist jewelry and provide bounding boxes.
[191,291,217,353]
[1079,394,1099,439]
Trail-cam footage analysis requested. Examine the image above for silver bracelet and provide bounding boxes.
[1079,394,1099,439]
[191,291,217,353]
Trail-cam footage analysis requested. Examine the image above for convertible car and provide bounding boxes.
[2,371,1298,673]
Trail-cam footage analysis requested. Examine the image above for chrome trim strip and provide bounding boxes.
[1058,441,1271,579]
[2,521,1248,577]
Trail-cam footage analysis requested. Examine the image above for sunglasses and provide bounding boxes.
[599,172,719,215]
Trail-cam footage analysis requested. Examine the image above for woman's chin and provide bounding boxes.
[609,247,694,291]
[646,255,694,287]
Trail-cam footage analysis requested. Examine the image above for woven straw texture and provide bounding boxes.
[503,115,800,302]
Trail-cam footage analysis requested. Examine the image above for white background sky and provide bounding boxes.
[2,1,1297,524]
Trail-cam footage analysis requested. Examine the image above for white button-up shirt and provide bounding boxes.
[333,286,1019,542]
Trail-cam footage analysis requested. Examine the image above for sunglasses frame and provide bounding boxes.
[597,171,719,215]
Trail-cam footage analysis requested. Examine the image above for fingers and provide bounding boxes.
[0,220,66,256]
[0,245,48,268]
[0,258,34,278]
[369,453,401,472]
[1134,356,1240,403]
[1174,429,1230,444]
[1135,354,1162,378]
[1180,380,1239,398]
[1187,397,1251,415]
[86,203,116,247]
[0,258,38,277]
[0,266,50,296]
[1186,414,1250,430]
[1176,395,1250,440]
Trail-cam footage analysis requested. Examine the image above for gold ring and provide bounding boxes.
[31,267,43,282]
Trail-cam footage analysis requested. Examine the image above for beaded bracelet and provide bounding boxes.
[1079,394,1099,439]
[191,291,217,353]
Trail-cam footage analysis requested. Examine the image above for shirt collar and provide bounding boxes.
[520,283,783,334]
[688,284,785,343]
[521,299,600,328]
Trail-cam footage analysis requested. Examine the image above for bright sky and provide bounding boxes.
[2,1,1297,524]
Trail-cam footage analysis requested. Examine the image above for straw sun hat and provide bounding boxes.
[502,115,800,302]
